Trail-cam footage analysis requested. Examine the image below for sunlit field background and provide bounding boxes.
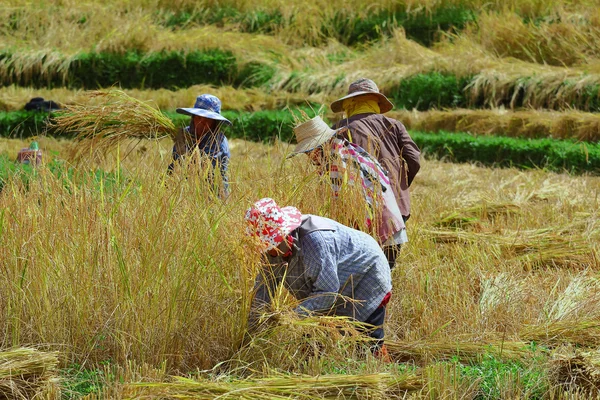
[2,0,600,398]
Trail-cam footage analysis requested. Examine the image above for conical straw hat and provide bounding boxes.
[289,116,338,157]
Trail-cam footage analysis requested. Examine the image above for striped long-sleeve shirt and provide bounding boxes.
[167,126,230,196]
[250,215,392,324]
[326,136,406,244]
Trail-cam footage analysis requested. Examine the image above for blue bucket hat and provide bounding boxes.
[176,94,232,126]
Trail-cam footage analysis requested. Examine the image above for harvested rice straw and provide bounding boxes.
[391,108,600,142]
[521,320,600,347]
[386,340,531,363]
[50,89,177,161]
[0,347,60,400]
[122,372,423,399]
[234,312,374,372]
[422,228,596,269]
[550,347,600,396]
[434,201,521,228]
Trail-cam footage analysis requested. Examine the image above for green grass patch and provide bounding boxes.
[60,363,108,399]
[0,153,127,193]
[456,353,548,399]
[158,7,284,35]
[0,110,50,138]
[329,6,476,46]
[389,73,471,111]
[0,49,262,90]
[412,130,600,174]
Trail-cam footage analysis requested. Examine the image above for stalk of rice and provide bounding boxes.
[0,347,60,400]
[50,89,177,161]
[550,347,600,396]
[521,321,600,347]
[122,372,423,399]
[234,312,374,373]
[434,201,521,228]
[423,228,596,269]
[385,340,531,363]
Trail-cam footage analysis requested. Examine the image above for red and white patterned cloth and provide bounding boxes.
[245,198,303,251]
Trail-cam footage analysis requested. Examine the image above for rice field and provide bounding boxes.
[0,134,599,398]
[3,0,600,398]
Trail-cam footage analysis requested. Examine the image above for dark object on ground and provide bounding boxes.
[24,98,61,112]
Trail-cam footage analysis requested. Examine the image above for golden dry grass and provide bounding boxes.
[394,108,600,142]
[448,10,600,67]
[0,85,333,113]
[50,89,177,161]
[120,372,424,399]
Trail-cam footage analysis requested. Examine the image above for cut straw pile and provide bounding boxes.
[551,347,600,396]
[234,313,374,372]
[434,201,521,228]
[521,320,600,347]
[122,372,423,399]
[0,347,60,399]
[386,340,531,364]
[423,227,597,269]
[393,109,600,142]
[50,89,177,160]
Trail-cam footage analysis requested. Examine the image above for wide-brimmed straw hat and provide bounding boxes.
[330,78,394,114]
[245,198,303,251]
[176,94,232,126]
[288,116,338,157]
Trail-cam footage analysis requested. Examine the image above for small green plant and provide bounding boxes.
[0,154,129,194]
[60,363,107,398]
[457,353,548,399]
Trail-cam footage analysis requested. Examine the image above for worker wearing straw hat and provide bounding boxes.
[169,94,232,198]
[331,78,420,220]
[245,197,393,358]
[289,115,407,270]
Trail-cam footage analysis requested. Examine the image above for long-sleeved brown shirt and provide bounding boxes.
[333,113,421,220]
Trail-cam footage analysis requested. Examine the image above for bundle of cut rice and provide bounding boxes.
[434,201,521,228]
[50,89,177,160]
[521,320,600,347]
[122,372,423,399]
[423,228,597,269]
[551,347,600,396]
[0,347,60,399]
[386,340,530,364]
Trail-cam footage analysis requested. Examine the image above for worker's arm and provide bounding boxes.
[294,231,340,316]
[248,259,283,331]
[395,121,421,186]
[218,136,231,197]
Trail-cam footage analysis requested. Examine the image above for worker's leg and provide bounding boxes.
[364,305,386,350]
[382,244,402,270]
[363,291,392,356]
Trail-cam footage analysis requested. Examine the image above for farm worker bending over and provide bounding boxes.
[168,94,231,198]
[331,78,421,266]
[289,116,406,270]
[245,197,393,357]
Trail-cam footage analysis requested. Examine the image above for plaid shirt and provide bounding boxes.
[250,216,392,324]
